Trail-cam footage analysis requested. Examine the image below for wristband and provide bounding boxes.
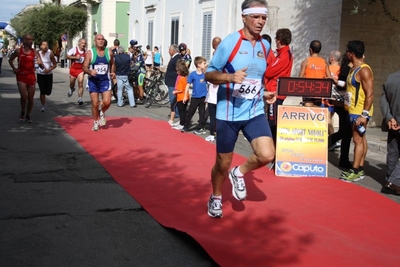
[337,80,345,87]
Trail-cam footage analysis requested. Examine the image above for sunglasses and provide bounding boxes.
[247,14,268,21]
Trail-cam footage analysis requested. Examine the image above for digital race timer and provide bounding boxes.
[277,77,333,98]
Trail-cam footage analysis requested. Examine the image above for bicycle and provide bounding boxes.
[143,68,169,108]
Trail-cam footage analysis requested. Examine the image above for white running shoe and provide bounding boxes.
[171,121,180,127]
[194,128,206,135]
[92,121,99,131]
[68,88,75,97]
[205,135,215,142]
[167,120,174,126]
[207,195,223,218]
[228,166,247,201]
[41,106,45,112]
[99,111,106,126]
[172,125,184,130]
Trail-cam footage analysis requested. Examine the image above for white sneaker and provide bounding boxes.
[99,111,106,126]
[40,106,45,112]
[172,125,184,130]
[228,166,247,201]
[207,195,223,218]
[167,120,174,126]
[92,121,99,131]
[172,121,180,127]
[68,88,75,97]
[205,135,215,142]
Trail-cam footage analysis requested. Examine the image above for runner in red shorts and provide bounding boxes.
[9,34,44,123]
[67,38,87,105]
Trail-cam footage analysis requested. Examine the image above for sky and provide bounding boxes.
[0,0,40,23]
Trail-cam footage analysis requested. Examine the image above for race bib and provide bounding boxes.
[344,91,352,107]
[232,78,262,99]
[76,57,84,64]
[94,64,108,75]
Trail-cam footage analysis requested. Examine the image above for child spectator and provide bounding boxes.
[181,56,208,134]
[172,60,189,130]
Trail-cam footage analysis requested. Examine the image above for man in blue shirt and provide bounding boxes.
[205,0,276,218]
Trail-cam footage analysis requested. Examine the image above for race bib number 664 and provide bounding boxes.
[232,78,262,99]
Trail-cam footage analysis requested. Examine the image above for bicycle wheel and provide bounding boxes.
[154,81,169,105]
[144,85,155,108]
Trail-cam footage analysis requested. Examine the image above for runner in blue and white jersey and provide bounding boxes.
[205,0,277,218]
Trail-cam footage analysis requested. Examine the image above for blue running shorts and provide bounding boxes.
[216,114,272,153]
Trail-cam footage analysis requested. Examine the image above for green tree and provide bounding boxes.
[10,3,88,47]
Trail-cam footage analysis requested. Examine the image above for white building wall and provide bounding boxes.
[129,0,342,73]
[101,0,117,45]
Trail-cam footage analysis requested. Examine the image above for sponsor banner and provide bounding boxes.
[275,106,328,177]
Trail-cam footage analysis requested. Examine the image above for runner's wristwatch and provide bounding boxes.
[361,110,369,118]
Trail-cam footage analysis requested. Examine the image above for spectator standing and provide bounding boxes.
[110,39,120,101]
[153,46,163,67]
[59,47,66,68]
[178,43,192,69]
[340,40,374,182]
[380,70,400,194]
[165,44,182,125]
[54,47,61,63]
[325,50,342,144]
[9,34,44,123]
[171,60,189,130]
[298,40,332,106]
[82,34,116,131]
[328,53,353,169]
[205,36,222,142]
[132,44,146,103]
[67,38,87,105]
[37,41,57,112]
[263,28,293,144]
[205,0,276,218]
[181,56,208,134]
[115,46,136,108]
[144,45,153,75]
[0,40,3,74]
[111,39,119,55]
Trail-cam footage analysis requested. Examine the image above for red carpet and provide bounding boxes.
[56,116,400,267]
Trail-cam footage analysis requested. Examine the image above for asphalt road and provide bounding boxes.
[0,63,398,267]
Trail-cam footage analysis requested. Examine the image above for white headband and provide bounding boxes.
[242,7,268,16]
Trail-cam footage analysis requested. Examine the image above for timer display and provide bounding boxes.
[277,77,333,98]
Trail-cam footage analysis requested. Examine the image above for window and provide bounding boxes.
[171,17,179,45]
[202,12,212,60]
[148,20,154,48]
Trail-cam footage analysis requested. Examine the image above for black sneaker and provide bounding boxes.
[25,115,32,123]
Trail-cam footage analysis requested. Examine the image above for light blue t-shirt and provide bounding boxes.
[154,52,161,65]
[206,30,270,121]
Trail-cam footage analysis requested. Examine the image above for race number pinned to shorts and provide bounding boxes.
[232,78,262,99]
[94,64,108,75]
